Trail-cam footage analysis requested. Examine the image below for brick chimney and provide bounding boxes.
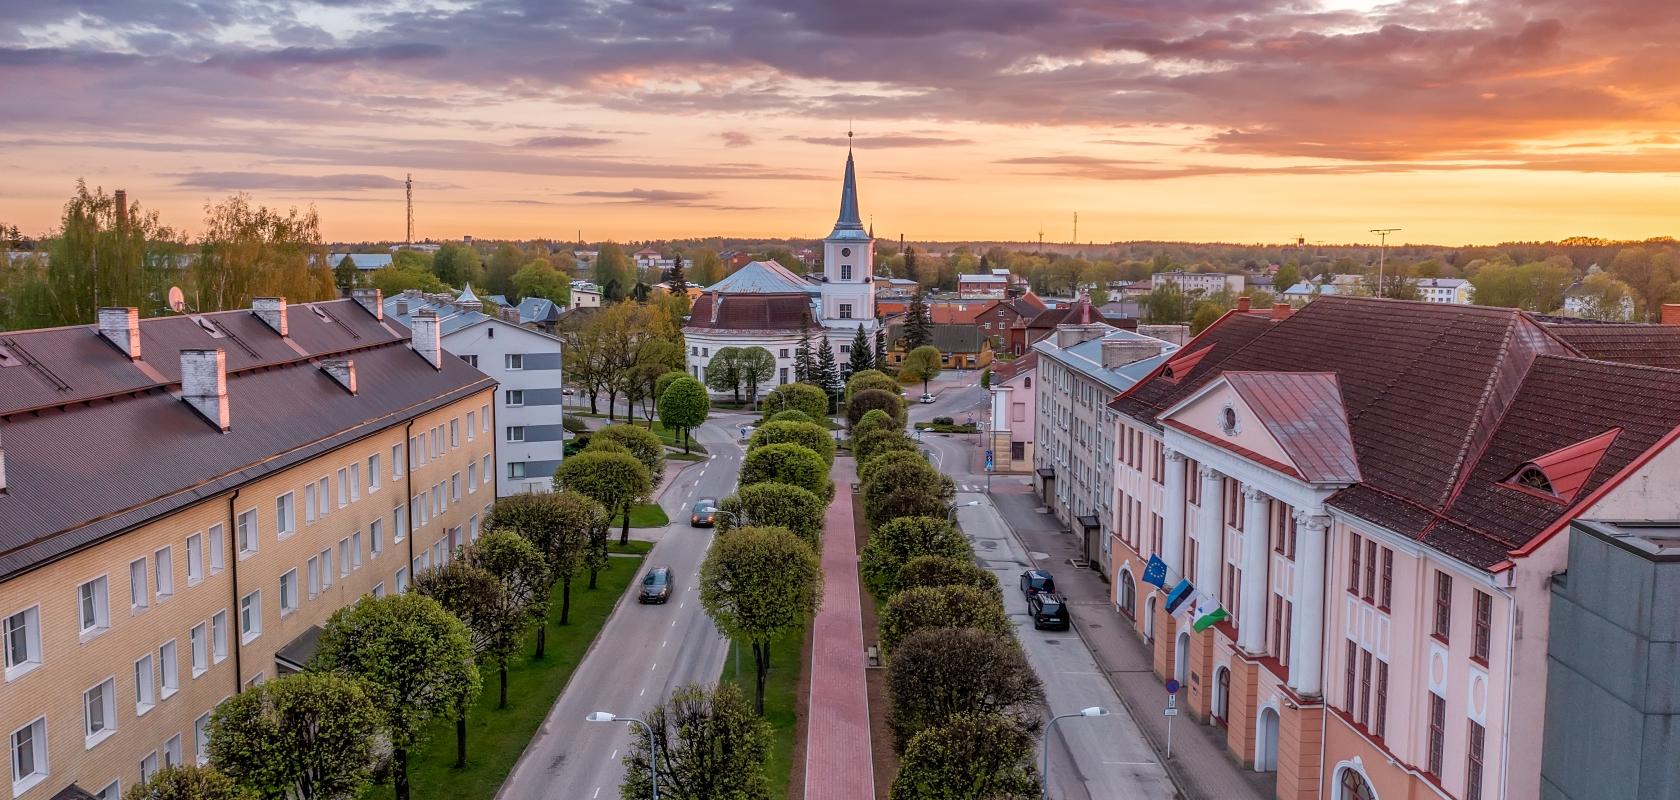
[410,308,441,369]
[181,349,230,431]
[320,358,357,394]
[1662,303,1680,326]
[97,307,141,359]
[1272,302,1293,321]
[1054,323,1109,348]
[1101,337,1165,368]
[1236,295,1251,313]
[114,189,128,229]
[252,297,288,336]
[352,288,383,320]
[1136,324,1190,347]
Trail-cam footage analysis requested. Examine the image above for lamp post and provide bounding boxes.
[946,500,981,524]
[1370,228,1401,298]
[587,711,658,800]
[1040,707,1109,800]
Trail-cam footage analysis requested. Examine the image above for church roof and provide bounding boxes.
[827,148,870,242]
[705,260,817,295]
[686,293,812,332]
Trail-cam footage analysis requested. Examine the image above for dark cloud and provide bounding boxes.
[519,135,616,148]
[171,171,409,191]
[721,131,754,147]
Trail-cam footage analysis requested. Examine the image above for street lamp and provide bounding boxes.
[1041,707,1109,800]
[587,711,659,800]
[1371,228,1401,298]
[946,500,981,523]
[711,508,739,529]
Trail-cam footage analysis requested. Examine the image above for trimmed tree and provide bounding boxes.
[899,344,944,397]
[411,560,500,767]
[555,449,652,546]
[896,555,1003,599]
[654,370,688,410]
[706,347,746,403]
[860,516,971,600]
[763,381,828,421]
[592,423,666,491]
[879,585,1011,653]
[207,672,379,799]
[858,448,927,487]
[861,457,955,529]
[766,409,814,424]
[311,594,479,800]
[481,491,590,648]
[470,531,551,708]
[851,407,897,438]
[846,388,906,429]
[889,712,1040,800]
[699,527,823,714]
[657,375,710,453]
[737,346,777,403]
[854,429,919,467]
[123,766,248,800]
[748,419,836,465]
[845,369,898,400]
[887,629,1044,753]
[739,442,833,503]
[715,481,825,547]
[621,682,773,800]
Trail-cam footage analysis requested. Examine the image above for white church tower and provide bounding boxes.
[818,142,878,350]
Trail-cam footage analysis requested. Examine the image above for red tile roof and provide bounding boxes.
[1539,323,1680,369]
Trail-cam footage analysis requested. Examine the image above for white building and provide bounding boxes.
[384,286,567,496]
[1416,277,1472,304]
[328,253,395,272]
[1151,271,1245,295]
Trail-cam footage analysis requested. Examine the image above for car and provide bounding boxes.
[691,498,719,527]
[1028,592,1070,630]
[1019,569,1056,598]
[919,393,937,404]
[638,566,673,604]
[562,387,576,396]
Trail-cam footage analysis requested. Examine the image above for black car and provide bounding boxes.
[1029,593,1070,630]
[1019,569,1056,599]
[639,566,673,604]
[691,499,719,527]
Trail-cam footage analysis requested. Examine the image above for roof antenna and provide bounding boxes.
[848,118,854,152]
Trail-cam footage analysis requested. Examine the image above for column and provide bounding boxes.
[1289,511,1330,696]
[1237,486,1272,653]
[1162,450,1187,578]
[1195,465,1224,597]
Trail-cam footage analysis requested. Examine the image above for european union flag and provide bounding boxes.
[1142,555,1168,589]
[1165,579,1194,614]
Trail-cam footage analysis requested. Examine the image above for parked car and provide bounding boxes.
[691,498,719,527]
[638,566,673,604]
[919,393,937,404]
[1028,592,1070,630]
[1019,569,1056,598]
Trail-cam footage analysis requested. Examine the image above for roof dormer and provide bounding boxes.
[1498,428,1621,504]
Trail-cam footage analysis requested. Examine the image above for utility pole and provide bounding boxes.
[405,173,414,246]
[1371,228,1400,298]
[1072,212,1078,246]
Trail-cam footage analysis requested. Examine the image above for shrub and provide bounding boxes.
[767,409,815,424]
[561,415,589,434]
[931,416,954,426]
[846,388,905,429]
[845,368,899,400]
[861,457,954,529]
[590,424,666,490]
[739,442,833,502]
[761,382,829,420]
[858,448,926,487]
[887,628,1043,753]
[896,555,1002,600]
[852,408,896,439]
[879,585,1011,653]
[889,712,1039,800]
[715,481,826,547]
[861,516,971,600]
[749,419,836,465]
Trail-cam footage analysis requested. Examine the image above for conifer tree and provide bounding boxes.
[666,252,687,294]
[814,337,842,407]
[875,328,887,364]
[904,287,933,352]
[847,323,874,377]
[794,315,816,383]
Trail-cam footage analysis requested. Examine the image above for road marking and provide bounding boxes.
[610,750,617,760]
[662,639,668,648]
[593,788,601,799]
[671,619,678,627]
[650,662,657,671]
[640,688,646,697]
[679,601,685,609]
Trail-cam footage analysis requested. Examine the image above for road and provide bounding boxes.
[916,389,1175,800]
[498,415,748,800]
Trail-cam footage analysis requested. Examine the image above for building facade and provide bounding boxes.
[1415,278,1472,305]
[956,273,1007,298]
[0,294,495,797]
[1152,271,1246,296]
[987,354,1038,474]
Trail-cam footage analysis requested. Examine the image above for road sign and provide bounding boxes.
[984,450,994,472]
[1165,679,1181,694]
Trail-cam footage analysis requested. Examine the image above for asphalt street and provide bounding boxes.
[497,415,747,800]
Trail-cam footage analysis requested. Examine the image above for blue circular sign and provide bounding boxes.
[1164,679,1181,694]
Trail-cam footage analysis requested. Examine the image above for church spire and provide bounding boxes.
[830,139,865,236]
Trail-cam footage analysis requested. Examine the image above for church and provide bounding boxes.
[682,146,880,391]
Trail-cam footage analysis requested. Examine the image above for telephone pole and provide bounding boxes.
[405,174,414,246]
[1371,228,1400,298]
[1072,212,1078,246]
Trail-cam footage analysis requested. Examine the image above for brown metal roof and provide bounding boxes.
[0,301,494,581]
[1223,372,1361,484]
[685,293,811,332]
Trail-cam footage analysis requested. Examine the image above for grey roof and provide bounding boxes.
[458,282,481,304]
[329,253,393,270]
[1418,278,1470,288]
[930,324,987,354]
[959,273,1007,283]
[1034,328,1180,392]
[382,291,492,336]
[516,297,563,325]
[705,260,818,295]
[1283,282,1341,297]
[827,148,870,242]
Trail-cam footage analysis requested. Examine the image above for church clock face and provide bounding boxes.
[841,247,852,257]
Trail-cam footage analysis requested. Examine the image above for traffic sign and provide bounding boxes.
[984,450,994,471]
[1165,679,1181,694]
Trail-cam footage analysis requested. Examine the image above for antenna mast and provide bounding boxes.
[405,174,414,246]
[1073,212,1078,245]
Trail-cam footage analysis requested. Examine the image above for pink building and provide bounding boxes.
[987,353,1038,472]
[1072,295,1680,800]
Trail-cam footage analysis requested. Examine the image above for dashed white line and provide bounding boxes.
[610,750,618,761]
[593,788,601,799]
[661,639,668,648]
[650,662,657,671]
[640,688,646,697]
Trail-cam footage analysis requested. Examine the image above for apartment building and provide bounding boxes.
[1151,270,1246,296]
[1031,316,1176,573]
[1415,278,1472,305]
[384,288,565,496]
[0,293,495,798]
[1077,295,1680,800]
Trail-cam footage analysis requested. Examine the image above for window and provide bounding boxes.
[1426,692,1446,776]
[276,492,296,538]
[780,348,789,358]
[395,567,409,593]
[98,782,119,800]
[413,495,424,529]
[466,412,476,440]
[1473,591,1492,662]
[321,549,334,588]
[367,454,382,494]
[185,534,205,585]
[371,583,386,599]
[451,418,460,447]
[1374,661,1389,738]
[506,353,524,370]
[469,514,480,542]
[461,353,478,367]
[506,389,525,406]
[154,547,175,600]
[481,404,490,431]
[194,713,211,765]
[1358,649,1372,724]
[316,477,330,518]
[158,640,179,698]
[139,751,158,781]
[371,519,385,555]
[452,473,461,502]
[237,509,258,556]
[211,611,229,663]
[1380,548,1394,609]
[1433,571,1453,641]
[352,532,363,569]
[468,461,478,491]
[336,468,349,508]
[209,523,225,573]
[239,590,262,644]
[134,653,156,713]
[127,558,151,611]
[393,443,405,478]
[509,462,527,480]
[507,426,526,442]
[1514,465,1553,494]
[434,426,445,457]
[164,734,182,768]
[1348,533,1362,594]
[1363,539,1377,602]
[308,557,321,598]
[11,717,48,793]
[338,539,351,577]
[841,264,853,280]
[482,455,492,484]
[86,677,117,743]
[279,570,299,614]
[1466,720,1486,800]
[349,463,361,502]
[394,506,407,542]
[190,623,208,676]
[1343,640,1357,712]
[3,607,41,679]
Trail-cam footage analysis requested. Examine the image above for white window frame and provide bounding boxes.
[481,404,490,431]
[451,418,460,447]
[349,463,361,502]
[190,623,208,677]
[164,734,182,768]
[239,590,262,644]
[507,425,526,442]
[209,524,225,573]
[211,610,229,663]
[158,640,179,699]
[337,539,351,577]
[12,716,49,795]
[3,606,42,681]
[509,462,527,480]
[393,443,405,479]
[505,353,524,371]
[316,477,330,519]
[394,506,407,543]
[98,781,119,800]
[307,557,321,599]
[129,558,150,612]
[279,569,299,615]
[154,546,174,600]
[85,678,116,746]
[482,455,492,485]
[237,509,258,557]
[275,492,296,539]
[194,712,211,765]
[321,549,334,589]
[336,468,349,508]
[452,473,462,502]
[372,582,386,599]
[305,483,318,524]
[467,411,476,441]
[468,461,478,492]
[186,534,205,586]
[352,532,364,569]
[395,567,409,593]
[371,519,385,556]
[139,751,158,781]
[133,653,156,715]
[369,454,382,493]
[506,389,525,407]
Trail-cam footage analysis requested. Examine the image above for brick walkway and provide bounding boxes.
[992,484,1273,800]
[804,458,874,800]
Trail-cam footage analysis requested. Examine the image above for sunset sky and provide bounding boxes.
[2,0,1678,246]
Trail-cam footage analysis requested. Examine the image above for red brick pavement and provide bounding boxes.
[804,458,875,800]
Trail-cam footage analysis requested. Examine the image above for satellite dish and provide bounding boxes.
[167,286,186,314]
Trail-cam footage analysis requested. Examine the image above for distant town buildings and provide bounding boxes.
[1416,277,1473,304]
[1151,271,1245,296]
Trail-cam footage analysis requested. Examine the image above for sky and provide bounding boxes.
[2,0,1678,246]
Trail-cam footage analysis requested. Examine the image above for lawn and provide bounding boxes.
[378,554,644,799]
[607,539,655,556]
[611,502,670,529]
[650,419,710,456]
[724,622,808,799]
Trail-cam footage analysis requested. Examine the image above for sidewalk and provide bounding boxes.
[991,488,1273,800]
[804,458,874,800]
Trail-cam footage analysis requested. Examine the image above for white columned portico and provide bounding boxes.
[1195,464,1224,597]
[1162,450,1187,579]
[1238,485,1272,653]
[1289,511,1330,696]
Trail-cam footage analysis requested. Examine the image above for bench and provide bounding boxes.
[866,645,882,667]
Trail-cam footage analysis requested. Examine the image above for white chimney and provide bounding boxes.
[352,288,383,320]
[320,358,357,394]
[1054,323,1108,349]
[180,349,230,431]
[1100,337,1164,369]
[98,307,141,359]
[410,309,441,369]
[253,298,287,336]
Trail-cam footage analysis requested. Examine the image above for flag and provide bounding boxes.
[1142,555,1168,589]
[1164,579,1194,614]
[1190,592,1230,632]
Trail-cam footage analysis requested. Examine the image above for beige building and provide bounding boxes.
[0,292,495,798]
